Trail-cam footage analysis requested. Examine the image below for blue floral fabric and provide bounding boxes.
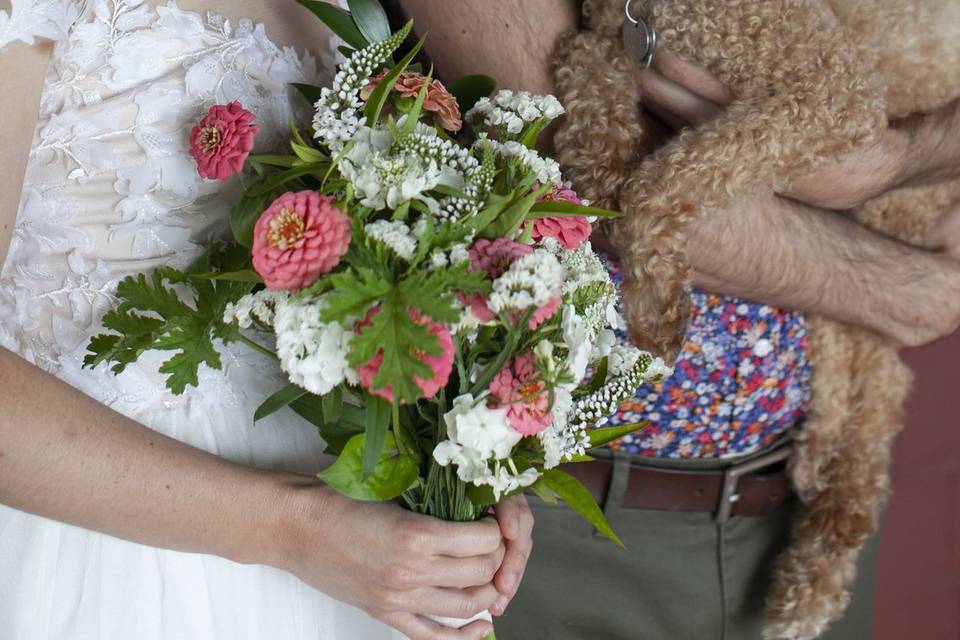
[604,259,812,459]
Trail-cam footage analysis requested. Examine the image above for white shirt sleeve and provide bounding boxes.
[0,0,83,50]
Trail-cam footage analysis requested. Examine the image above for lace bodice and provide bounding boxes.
[0,0,337,409]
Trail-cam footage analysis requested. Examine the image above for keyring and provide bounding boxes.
[623,0,657,70]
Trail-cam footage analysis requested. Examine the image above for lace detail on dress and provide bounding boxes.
[0,0,83,49]
[0,0,333,408]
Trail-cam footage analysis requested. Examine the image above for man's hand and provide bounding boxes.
[637,47,911,211]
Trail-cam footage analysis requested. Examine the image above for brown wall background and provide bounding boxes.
[874,332,960,638]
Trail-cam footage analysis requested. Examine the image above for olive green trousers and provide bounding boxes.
[497,450,879,640]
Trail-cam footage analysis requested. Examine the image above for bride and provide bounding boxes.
[0,1,532,639]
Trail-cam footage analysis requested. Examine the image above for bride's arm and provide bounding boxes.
[0,347,503,640]
[0,35,501,640]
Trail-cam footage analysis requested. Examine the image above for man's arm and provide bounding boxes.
[397,0,579,94]
[690,192,960,347]
[898,99,960,190]
[396,1,960,347]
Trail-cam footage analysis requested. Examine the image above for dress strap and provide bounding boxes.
[0,0,84,51]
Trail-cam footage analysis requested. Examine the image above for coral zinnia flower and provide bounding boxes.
[252,191,351,291]
[489,353,552,436]
[356,309,454,403]
[189,101,259,181]
[531,185,592,250]
[361,70,463,132]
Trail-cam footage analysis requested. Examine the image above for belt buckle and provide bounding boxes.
[715,445,792,523]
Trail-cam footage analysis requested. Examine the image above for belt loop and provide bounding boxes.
[596,451,631,537]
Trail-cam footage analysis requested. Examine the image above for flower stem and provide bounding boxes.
[237,334,279,361]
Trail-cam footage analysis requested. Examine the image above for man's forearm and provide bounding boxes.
[397,0,579,93]
[690,192,960,346]
[897,98,960,189]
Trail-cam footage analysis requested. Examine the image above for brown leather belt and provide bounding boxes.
[562,445,792,522]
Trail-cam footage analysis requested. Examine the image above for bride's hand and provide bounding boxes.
[273,480,506,640]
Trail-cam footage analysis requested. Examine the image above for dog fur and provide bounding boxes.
[553,0,960,637]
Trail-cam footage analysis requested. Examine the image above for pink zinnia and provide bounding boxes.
[361,70,463,132]
[189,101,259,181]
[530,185,592,250]
[489,353,552,436]
[356,308,454,403]
[251,191,351,291]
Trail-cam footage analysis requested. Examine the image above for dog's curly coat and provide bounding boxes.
[553,0,960,637]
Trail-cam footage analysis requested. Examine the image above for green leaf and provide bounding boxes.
[321,386,344,425]
[291,142,328,164]
[363,394,391,477]
[296,0,368,50]
[292,82,323,105]
[247,164,327,197]
[230,190,270,248]
[317,433,419,501]
[247,154,299,168]
[255,384,308,422]
[467,482,529,507]
[582,357,609,394]
[447,74,496,113]
[191,270,262,284]
[480,183,550,239]
[586,422,650,449]
[530,478,559,504]
[364,29,425,126]
[320,268,392,323]
[85,245,252,395]
[528,201,622,219]
[400,65,433,136]
[542,469,623,546]
[347,0,391,45]
[290,393,325,428]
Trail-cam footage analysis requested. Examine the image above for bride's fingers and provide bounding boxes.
[490,495,534,615]
[650,48,734,105]
[638,68,724,129]
[428,543,506,588]
[377,611,493,640]
[408,583,502,618]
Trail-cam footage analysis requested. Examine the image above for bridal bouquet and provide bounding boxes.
[86,0,668,566]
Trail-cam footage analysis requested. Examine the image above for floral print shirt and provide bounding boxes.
[604,259,812,459]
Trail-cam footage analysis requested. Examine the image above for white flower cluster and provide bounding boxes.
[223,289,289,329]
[364,219,417,261]
[340,127,449,212]
[433,394,539,499]
[467,90,565,136]
[569,349,671,430]
[488,249,562,315]
[485,139,563,187]
[274,296,358,396]
[313,25,410,151]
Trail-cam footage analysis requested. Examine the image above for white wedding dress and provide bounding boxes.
[0,1,396,638]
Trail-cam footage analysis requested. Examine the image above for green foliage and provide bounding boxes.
[255,384,308,423]
[586,422,650,449]
[363,30,425,126]
[347,0,391,45]
[318,432,419,501]
[542,468,623,546]
[84,244,253,395]
[363,394,391,477]
[321,260,486,403]
[527,200,622,219]
[292,82,323,106]
[446,75,496,113]
[230,189,271,248]
[296,0,368,50]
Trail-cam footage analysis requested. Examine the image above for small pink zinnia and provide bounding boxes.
[189,101,259,181]
[489,353,552,436]
[530,185,592,250]
[251,191,351,291]
[356,308,454,403]
[361,70,463,132]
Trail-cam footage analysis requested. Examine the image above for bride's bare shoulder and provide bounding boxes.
[176,0,340,55]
